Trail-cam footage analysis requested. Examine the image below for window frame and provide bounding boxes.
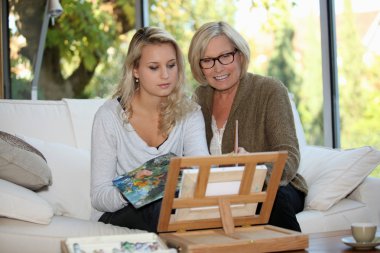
[1,0,11,99]
[320,0,341,148]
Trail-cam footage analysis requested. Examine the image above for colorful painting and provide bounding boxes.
[113,153,176,208]
[64,233,175,253]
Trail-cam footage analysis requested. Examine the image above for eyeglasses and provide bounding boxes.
[199,49,238,69]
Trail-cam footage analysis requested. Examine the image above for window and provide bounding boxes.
[150,0,324,146]
[1,0,379,176]
[8,0,45,99]
[334,0,380,151]
[236,1,324,146]
[6,0,136,99]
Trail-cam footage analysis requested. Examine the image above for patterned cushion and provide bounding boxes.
[0,131,51,190]
[0,131,46,161]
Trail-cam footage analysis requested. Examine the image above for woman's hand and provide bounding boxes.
[135,169,153,179]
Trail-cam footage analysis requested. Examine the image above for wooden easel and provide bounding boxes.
[157,151,288,233]
[157,151,309,253]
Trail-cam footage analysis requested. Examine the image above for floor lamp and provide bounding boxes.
[31,0,63,100]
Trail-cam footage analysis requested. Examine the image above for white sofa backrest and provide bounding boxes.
[62,98,106,150]
[0,98,106,150]
[0,100,77,147]
[1,96,305,151]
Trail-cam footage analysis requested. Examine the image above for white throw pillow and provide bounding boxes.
[0,179,53,224]
[19,135,92,220]
[299,145,380,211]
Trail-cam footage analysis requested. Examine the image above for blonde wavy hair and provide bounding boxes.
[113,26,197,136]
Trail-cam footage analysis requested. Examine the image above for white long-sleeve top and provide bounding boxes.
[90,99,209,220]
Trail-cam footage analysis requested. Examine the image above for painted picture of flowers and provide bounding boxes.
[113,153,176,208]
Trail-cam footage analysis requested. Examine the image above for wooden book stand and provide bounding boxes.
[157,151,309,253]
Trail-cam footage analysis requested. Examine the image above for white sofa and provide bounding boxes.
[1,97,380,253]
[0,99,145,253]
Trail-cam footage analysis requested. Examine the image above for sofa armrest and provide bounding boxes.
[347,176,380,223]
[348,176,380,203]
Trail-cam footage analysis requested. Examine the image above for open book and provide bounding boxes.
[112,153,176,209]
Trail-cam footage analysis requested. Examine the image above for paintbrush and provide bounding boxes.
[234,120,238,154]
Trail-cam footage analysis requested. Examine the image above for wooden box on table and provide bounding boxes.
[157,151,309,253]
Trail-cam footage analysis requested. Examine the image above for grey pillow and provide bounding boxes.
[0,131,52,190]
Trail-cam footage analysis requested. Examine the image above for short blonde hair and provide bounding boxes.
[188,21,250,85]
[113,26,196,136]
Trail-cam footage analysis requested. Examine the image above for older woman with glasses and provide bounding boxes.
[188,21,308,232]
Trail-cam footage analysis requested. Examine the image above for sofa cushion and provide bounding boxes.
[0,216,145,253]
[296,198,370,233]
[19,135,92,220]
[0,179,54,224]
[0,131,52,190]
[299,145,380,211]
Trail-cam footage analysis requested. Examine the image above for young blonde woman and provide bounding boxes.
[188,21,308,232]
[91,27,209,232]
